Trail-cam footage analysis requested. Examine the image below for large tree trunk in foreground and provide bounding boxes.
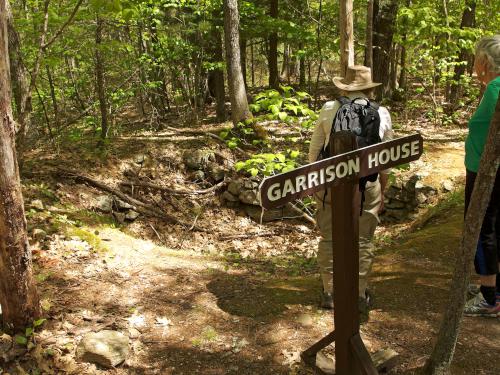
[0,0,41,331]
[424,97,500,375]
[373,0,399,100]
[223,0,251,124]
[339,0,354,76]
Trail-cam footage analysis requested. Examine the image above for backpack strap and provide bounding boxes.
[337,96,351,106]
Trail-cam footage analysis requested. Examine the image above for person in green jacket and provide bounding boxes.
[463,35,500,317]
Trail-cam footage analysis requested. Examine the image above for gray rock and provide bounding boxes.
[134,154,146,165]
[125,210,140,221]
[96,196,113,213]
[207,162,225,182]
[385,200,406,210]
[416,193,428,205]
[243,180,259,190]
[192,170,205,181]
[31,199,44,211]
[441,179,454,192]
[221,191,239,203]
[0,333,12,356]
[183,149,215,170]
[115,199,133,211]
[113,212,126,224]
[297,314,314,327]
[238,190,259,205]
[227,180,244,196]
[384,186,401,200]
[32,228,47,241]
[77,330,129,368]
[244,205,296,223]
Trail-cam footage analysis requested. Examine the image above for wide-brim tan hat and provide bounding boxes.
[333,65,381,91]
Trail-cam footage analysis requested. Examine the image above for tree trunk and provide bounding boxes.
[299,44,306,89]
[46,65,59,127]
[280,44,288,80]
[0,0,41,331]
[250,41,255,87]
[268,0,279,89]
[372,0,399,100]
[389,44,399,93]
[449,0,476,105]
[339,0,354,76]
[208,15,226,122]
[95,15,108,141]
[6,2,32,145]
[223,0,251,124]
[364,0,374,69]
[424,97,500,375]
[240,37,247,88]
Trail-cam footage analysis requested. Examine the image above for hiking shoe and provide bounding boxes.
[464,296,500,317]
[320,291,334,309]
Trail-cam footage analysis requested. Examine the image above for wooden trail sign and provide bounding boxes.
[259,133,423,210]
[258,132,423,375]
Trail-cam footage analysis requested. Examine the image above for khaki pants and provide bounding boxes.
[316,180,381,298]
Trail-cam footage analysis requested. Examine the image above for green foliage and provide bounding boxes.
[250,86,318,128]
[234,150,300,177]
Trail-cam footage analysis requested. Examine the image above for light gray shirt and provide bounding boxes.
[308,91,394,175]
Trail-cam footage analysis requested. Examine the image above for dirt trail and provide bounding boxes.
[7,127,500,375]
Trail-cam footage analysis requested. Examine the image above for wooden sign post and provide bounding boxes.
[259,133,423,375]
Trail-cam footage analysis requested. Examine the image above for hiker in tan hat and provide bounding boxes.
[308,65,394,316]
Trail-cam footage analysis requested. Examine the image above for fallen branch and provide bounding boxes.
[120,179,227,196]
[57,169,207,232]
[286,202,316,226]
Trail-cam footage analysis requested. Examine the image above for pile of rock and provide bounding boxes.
[95,195,140,223]
[183,149,228,183]
[221,177,296,222]
[382,174,452,222]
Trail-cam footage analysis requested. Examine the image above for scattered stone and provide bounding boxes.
[0,333,12,356]
[192,170,205,181]
[77,330,129,368]
[441,179,454,192]
[316,352,335,374]
[221,191,239,203]
[128,328,141,339]
[115,199,133,211]
[183,149,215,170]
[227,180,244,196]
[238,190,259,205]
[125,210,140,221]
[95,196,113,213]
[297,314,314,327]
[30,199,44,211]
[372,348,399,373]
[32,228,47,241]
[416,192,428,205]
[385,200,406,210]
[113,212,126,224]
[206,162,225,182]
[244,205,296,223]
[134,154,146,165]
[243,180,259,190]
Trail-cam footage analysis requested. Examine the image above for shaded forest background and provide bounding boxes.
[7,0,500,151]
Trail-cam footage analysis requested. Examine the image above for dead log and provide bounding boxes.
[57,169,207,232]
[120,179,226,196]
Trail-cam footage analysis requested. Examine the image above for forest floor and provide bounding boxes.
[2,105,499,375]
